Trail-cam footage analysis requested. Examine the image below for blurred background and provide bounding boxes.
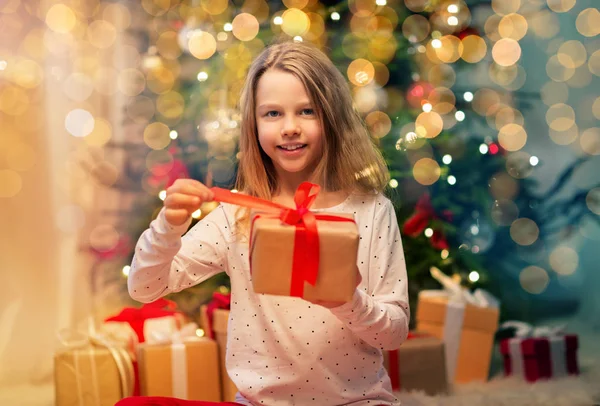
[0,0,598,404]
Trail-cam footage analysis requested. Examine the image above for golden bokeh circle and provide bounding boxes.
[498,13,528,41]
[143,122,171,150]
[557,40,587,69]
[586,188,600,215]
[491,199,519,226]
[580,127,600,155]
[45,4,77,33]
[402,14,430,43]
[117,69,146,97]
[492,0,520,16]
[492,38,521,66]
[157,31,182,60]
[519,266,549,294]
[549,125,578,145]
[547,0,576,13]
[461,35,487,63]
[490,172,519,200]
[232,13,260,41]
[84,118,112,147]
[549,246,578,275]
[156,91,185,119]
[281,8,310,37]
[546,103,575,131]
[530,10,560,39]
[546,55,575,82]
[510,218,539,246]
[416,111,444,138]
[87,20,117,49]
[498,123,527,151]
[576,8,600,37]
[366,111,392,139]
[413,158,441,185]
[588,50,600,76]
[189,31,217,60]
[347,58,375,86]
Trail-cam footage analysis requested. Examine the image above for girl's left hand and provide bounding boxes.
[308,266,362,309]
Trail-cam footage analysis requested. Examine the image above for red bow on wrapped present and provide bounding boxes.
[104,298,181,343]
[211,182,355,298]
[388,332,429,391]
[204,292,231,339]
[403,194,452,250]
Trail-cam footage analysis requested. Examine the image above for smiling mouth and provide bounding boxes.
[277,144,307,151]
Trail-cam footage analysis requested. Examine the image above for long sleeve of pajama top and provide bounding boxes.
[128,191,410,406]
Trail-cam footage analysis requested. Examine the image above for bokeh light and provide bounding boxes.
[519,266,549,294]
[413,158,441,185]
[510,218,540,246]
[549,246,579,275]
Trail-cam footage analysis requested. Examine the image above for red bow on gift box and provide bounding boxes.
[104,298,180,343]
[204,292,231,339]
[211,182,355,298]
[388,332,429,391]
[402,194,452,250]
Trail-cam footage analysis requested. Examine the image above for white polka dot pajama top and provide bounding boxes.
[128,191,410,406]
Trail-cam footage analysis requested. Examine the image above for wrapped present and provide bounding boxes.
[499,321,579,382]
[104,298,185,344]
[137,323,221,401]
[211,182,359,302]
[383,332,448,395]
[200,293,238,402]
[416,267,500,384]
[54,321,135,406]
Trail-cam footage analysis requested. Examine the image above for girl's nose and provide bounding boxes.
[281,119,301,137]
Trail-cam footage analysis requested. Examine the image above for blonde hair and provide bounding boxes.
[234,41,389,232]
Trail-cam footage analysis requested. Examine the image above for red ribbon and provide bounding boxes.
[211,182,355,298]
[204,292,231,339]
[104,298,180,343]
[402,194,452,250]
[388,332,428,391]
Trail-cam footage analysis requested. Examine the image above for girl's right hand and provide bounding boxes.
[163,179,215,226]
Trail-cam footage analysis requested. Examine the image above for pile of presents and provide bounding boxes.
[53,271,580,405]
[54,296,236,405]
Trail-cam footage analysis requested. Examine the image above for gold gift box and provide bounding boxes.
[199,306,238,402]
[383,333,448,395]
[416,294,499,384]
[137,338,221,401]
[250,212,359,302]
[54,345,132,406]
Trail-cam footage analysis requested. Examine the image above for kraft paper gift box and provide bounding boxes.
[250,211,359,302]
[416,291,499,384]
[383,332,448,395]
[137,323,222,401]
[54,330,134,406]
[200,303,238,402]
[500,332,579,382]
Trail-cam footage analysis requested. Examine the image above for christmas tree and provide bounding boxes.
[93,0,599,324]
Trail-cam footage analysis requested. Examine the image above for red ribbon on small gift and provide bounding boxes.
[204,292,231,339]
[104,298,181,343]
[211,182,355,299]
[388,332,429,391]
[403,194,452,250]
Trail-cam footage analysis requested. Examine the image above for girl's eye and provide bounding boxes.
[301,108,314,115]
[265,111,279,117]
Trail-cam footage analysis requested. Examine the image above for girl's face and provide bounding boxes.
[255,69,323,185]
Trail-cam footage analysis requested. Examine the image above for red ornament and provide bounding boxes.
[148,158,190,189]
[457,27,480,40]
